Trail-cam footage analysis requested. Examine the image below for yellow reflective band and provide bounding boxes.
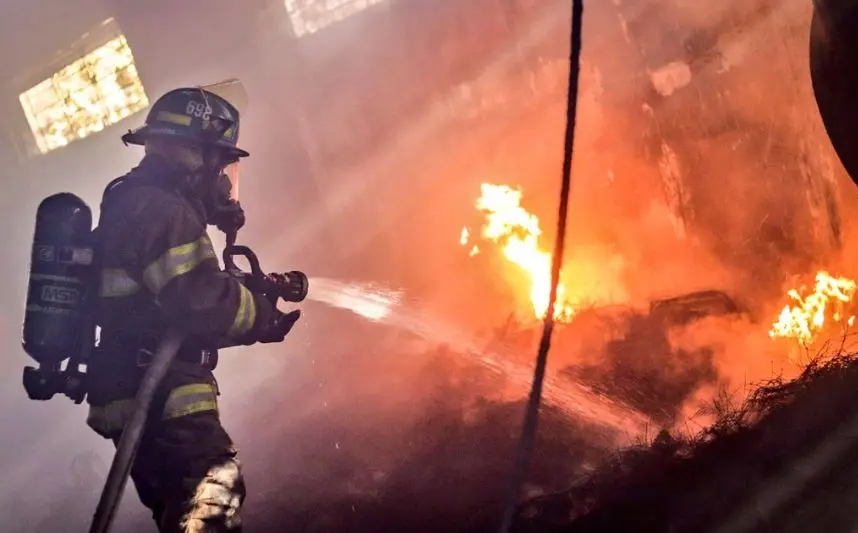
[165,399,218,419]
[142,235,217,294]
[87,383,219,436]
[156,111,192,126]
[100,269,141,298]
[163,383,219,420]
[228,284,256,338]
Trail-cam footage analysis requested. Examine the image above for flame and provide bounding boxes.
[460,228,479,257]
[462,183,576,321]
[769,271,857,346]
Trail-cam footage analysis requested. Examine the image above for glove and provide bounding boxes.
[233,293,301,346]
[206,172,245,234]
[210,199,246,235]
[258,309,301,344]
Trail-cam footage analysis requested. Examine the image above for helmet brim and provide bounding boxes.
[120,127,146,147]
[121,126,250,158]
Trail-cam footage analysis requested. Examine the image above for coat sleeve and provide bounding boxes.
[112,186,270,340]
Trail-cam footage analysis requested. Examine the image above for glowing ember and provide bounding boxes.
[769,271,857,346]
[462,183,576,322]
[460,228,479,257]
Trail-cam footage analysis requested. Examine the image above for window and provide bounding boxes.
[19,35,149,154]
[284,0,386,37]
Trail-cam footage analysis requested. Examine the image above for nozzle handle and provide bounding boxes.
[222,245,263,277]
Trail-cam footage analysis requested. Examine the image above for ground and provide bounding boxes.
[514,350,858,533]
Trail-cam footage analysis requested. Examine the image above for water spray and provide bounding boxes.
[303,277,648,437]
[306,277,404,321]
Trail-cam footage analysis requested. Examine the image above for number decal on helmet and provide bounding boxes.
[185,101,213,120]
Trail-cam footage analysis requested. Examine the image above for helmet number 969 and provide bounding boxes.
[186,101,213,120]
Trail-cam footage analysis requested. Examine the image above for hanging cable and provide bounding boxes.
[496,1,585,532]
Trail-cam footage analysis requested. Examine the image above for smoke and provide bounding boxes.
[426,0,858,456]
[230,0,840,524]
[234,339,615,533]
[554,0,858,435]
[3,0,858,532]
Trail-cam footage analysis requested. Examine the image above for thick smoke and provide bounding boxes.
[3,0,857,532]
[229,0,855,529]
[536,0,856,437]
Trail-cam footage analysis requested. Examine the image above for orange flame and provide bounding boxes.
[461,183,577,322]
[769,271,857,346]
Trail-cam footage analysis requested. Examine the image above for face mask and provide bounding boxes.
[158,139,243,234]
[204,169,245,236]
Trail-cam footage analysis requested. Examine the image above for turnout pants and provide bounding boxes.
[113,411,246,533]
[87,359,246,533]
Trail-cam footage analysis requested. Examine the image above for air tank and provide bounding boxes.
[22,193,95,367]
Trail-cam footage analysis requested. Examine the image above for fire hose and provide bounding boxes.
[496,0,584,532]
[88,329,184,533]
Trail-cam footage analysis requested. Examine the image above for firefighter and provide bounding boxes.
[85,87,300,532]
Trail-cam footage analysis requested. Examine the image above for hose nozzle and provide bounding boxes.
[271,271,309,303]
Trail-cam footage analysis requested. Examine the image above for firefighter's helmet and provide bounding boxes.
[121,87,249,160]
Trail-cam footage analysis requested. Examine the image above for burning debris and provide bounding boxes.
[769,271,857,348]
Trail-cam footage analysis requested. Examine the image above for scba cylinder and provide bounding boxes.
[22,193,95,367]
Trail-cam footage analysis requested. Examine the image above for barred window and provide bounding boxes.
[19,35,149,154]
[284,0,386,37]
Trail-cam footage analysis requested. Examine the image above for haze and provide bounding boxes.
[0,1,854,532]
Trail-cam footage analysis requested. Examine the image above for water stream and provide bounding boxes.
[307,277,650,438]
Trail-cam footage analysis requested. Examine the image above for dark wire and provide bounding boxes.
[496,0,584,531]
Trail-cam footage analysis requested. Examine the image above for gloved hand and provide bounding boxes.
[210,198,246,235]
[232,293,301,346]
[258,309,301,344]
[206,172,245,234]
